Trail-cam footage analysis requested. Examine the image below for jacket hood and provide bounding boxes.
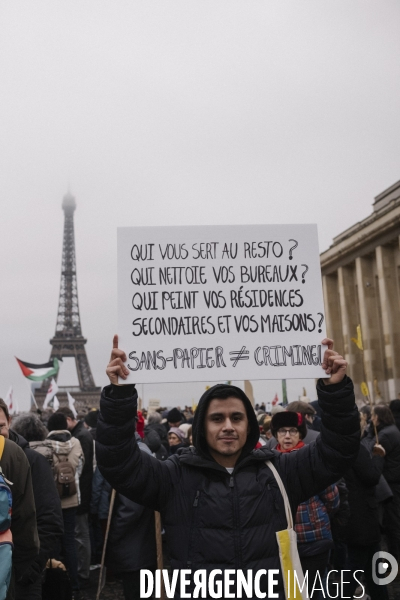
[47,429,72,443]
[9,429,28,449]
[191,384,259,461]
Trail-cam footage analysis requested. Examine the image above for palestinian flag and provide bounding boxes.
[15,357,60,381]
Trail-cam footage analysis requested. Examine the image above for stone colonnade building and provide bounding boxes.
[320,180,400,404]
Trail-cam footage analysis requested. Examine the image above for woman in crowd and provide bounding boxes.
[271,411,339,598]
[167,426,187,454]
[364,404,400,561]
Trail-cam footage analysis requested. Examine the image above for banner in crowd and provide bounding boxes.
[118,225,327,383]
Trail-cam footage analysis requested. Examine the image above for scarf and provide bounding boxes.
[276,440,305,453]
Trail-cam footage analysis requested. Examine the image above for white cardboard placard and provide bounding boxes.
[118,225,327,383]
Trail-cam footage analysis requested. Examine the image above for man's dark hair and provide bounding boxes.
[12,413,48,442]
[286,401,316,416]
[48,412,68,432]
[0,398,10,421]
[207,388,245,402]
[373,404,395,427]
[56,406,75,420]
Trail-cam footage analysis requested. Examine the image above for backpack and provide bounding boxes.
[0,435,13,600]
[54,455,77,498]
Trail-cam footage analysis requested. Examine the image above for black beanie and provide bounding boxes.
[167,408,182,423]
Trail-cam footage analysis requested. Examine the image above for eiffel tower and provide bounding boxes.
[35,192,101,410]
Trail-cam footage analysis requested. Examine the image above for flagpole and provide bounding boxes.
[281,379,288,407]
[29,383,38,410]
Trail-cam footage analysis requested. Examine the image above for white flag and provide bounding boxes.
[5,386,14,414]
[67,392,77,418]
[53,396,60,411]
[43,378,59,409]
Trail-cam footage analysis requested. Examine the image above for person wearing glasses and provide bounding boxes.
[271,411,339,596]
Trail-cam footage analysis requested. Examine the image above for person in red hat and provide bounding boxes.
[271,411,339,597]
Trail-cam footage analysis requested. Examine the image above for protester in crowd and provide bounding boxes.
[167,426,187,454]
[0,403,40,600]
[83,409,99,441]
[264,401,320,449]
[145,410,169,448]
[271,410,339,596]
[96,335,360,598]
[389,399,400,432]
[364,404,400,561]
[90,465,112,566]
[259,416,273,445]
[178,422,191,439]
[341,422,389,600]
[166,407,183,429]
[144,425,168,461]
[57,407,94,589]
[359,404,372,436]
[136,410,145,439]
[104,434,157,600]
[6,409,64,600]
[45,412,84,597]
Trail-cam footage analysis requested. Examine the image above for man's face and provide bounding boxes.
[205,397,249,466]
[66,416,74,431]
[0,408,10,438]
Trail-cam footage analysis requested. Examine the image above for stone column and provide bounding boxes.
[355,256,386,402]
[376,244,400,399]
[322,273,344,356]
[338,265,363,391]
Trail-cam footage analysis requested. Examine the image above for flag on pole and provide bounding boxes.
[5,386,13,414]
[67,392,77,418]
[15,357,60,381]
[272,393,282,406]
[52,396,60,411]
[43,379,59,409]
[351,325,363,351]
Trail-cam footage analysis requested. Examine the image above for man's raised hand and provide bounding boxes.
[106,334,129,384]
[321,338,347,385]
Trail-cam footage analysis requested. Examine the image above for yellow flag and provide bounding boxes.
[351,325,363,351]
[360,382,369,397]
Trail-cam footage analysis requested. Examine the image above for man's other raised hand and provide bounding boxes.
[320,338,347,385]
[106,335,129,384]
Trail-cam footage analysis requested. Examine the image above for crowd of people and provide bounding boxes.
[1,340,400,600]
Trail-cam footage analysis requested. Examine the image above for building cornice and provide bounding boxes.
[321,197,400,275]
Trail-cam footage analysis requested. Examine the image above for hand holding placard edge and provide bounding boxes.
[108,335,341,386]
[107,334,129,385]
[320,338,347,385]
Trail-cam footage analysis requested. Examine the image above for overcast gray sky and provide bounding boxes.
[1,1,400,410]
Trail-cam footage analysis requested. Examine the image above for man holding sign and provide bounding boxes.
[96,336,360,599]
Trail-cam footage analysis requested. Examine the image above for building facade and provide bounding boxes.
[321,180,400,403]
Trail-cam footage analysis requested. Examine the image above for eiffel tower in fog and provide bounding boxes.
[36,192,100,410]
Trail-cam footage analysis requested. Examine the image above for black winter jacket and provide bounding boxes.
[9,430,63,587]
[343,443,383,546]
[365,423,400,484]
[97,377,360,599]
[71,421,94,514]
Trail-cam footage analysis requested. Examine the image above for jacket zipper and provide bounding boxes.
[229,475,242,568]
[187,490,200,568]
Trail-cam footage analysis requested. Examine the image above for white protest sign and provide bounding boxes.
[148,399,161,413]
[118,225,327,384]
